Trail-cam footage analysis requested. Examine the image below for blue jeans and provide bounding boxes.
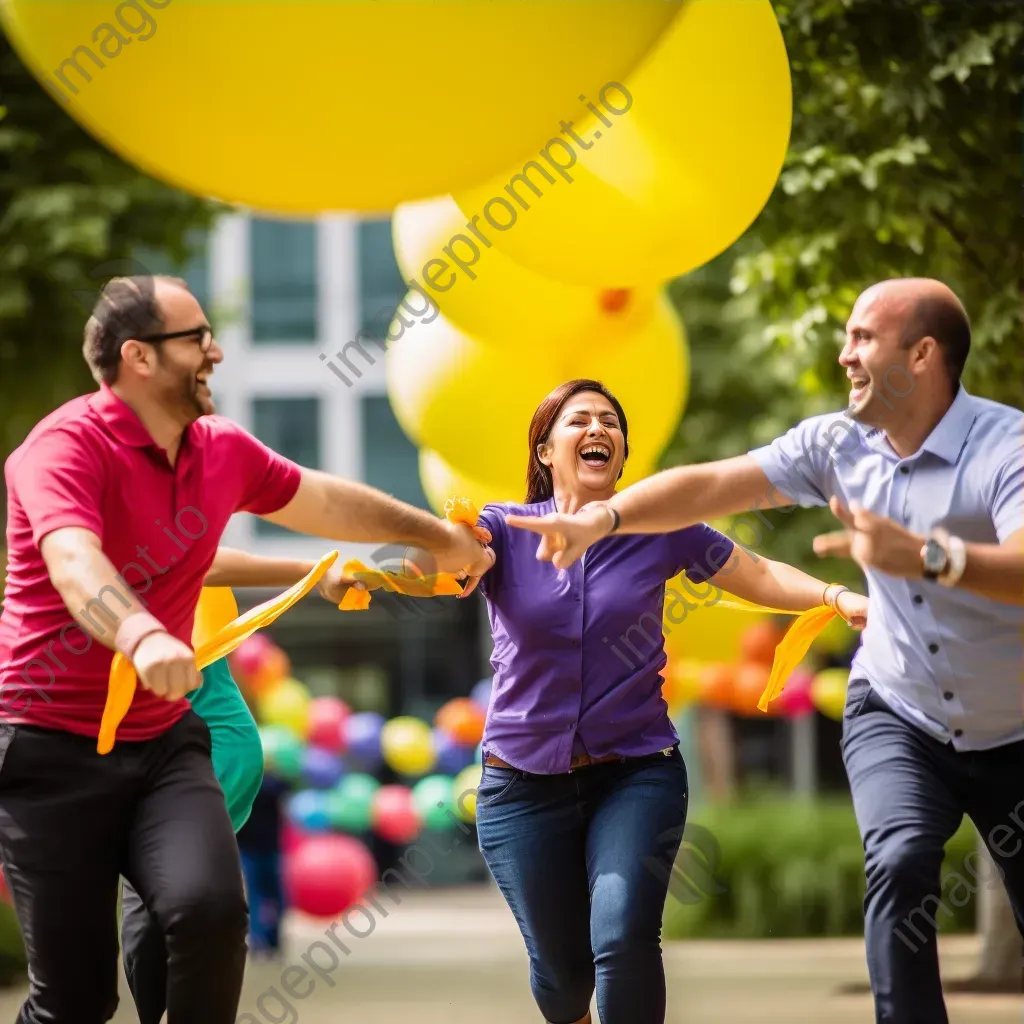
[475,747,688,1024]
[239,850,284,952]
[843,677,1024,1023]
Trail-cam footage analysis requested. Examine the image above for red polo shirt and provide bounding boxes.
[0,385,302,739]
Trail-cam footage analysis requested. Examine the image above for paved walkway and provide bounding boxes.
[0,885,1019,1022]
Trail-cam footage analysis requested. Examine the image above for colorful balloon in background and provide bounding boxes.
[776,668,817,719]
[257,677,310,739]
[453,764,483,824]
[326,775,379,834]
[305,697,351,754]
[372,785,421,845]
[301,747,346,790]
[287,790,331,833]
[284,834,377,919]
[260,725,305,783]
[434,698,486,747]
[433,730,477,776]
[412,776,457,831]
[380,717,436,777]
[470,678,493,711]
[810,668,850,722]
[344,713,386,773]
[0,1,683,212]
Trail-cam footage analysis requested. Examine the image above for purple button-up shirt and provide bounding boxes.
[477,498,735,774]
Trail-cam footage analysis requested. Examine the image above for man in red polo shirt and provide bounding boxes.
[0,275,488,1024]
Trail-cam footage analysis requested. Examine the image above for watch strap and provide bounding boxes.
[938,535,967,588]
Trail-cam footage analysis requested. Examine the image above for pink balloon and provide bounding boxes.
[283,834,377,918]
[777,668,816,718]
[280,821,308,854]
[306,697,352,754]
[371,785,421,845]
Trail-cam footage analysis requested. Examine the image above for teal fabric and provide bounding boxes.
[189,658,264,833]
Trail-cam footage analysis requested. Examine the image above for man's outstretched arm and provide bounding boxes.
[506,456,796,570]
[260,469,490,576]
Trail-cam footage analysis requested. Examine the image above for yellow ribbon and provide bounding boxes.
[98,551,338,754]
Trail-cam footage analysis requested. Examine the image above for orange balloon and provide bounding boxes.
[435,698,486,747]
[732,661,773,716]
[698,663,735,709]
[740,620,785,668]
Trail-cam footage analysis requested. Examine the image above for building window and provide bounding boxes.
[249,218,319,343]
[134,228,210,318]
[357,218,405,342]
[251,397,322,535]
[361,395,429,511]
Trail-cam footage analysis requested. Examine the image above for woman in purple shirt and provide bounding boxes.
[409,379,866,1024]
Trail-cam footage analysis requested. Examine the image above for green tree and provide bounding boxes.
[666,0,1022,583]
[0,32,221,466]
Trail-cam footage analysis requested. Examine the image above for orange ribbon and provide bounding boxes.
[338,496,482,612]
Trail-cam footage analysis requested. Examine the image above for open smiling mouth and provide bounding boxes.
[579,443,611,468]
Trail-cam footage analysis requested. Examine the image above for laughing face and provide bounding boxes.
[840,285,917,427]
[537,390,626,498]
[151,281,223,420]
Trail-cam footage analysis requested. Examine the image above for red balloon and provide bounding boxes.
[372,785,421,844]
[283,834,377,918]
[306,697,352,754]
[776,668,817,718]
[281,821,308,855]
[230,634,273,682]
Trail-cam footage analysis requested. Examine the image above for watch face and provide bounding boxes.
[923,539,947,575]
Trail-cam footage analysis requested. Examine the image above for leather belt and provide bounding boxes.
[484,747,674,773]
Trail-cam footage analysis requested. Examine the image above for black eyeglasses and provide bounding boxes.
[137,325,214,353]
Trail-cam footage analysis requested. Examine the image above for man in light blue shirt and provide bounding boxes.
[508,278,1024,1023]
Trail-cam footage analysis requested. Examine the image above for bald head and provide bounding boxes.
[858,278,971,386]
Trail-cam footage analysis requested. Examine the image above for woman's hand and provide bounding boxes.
[835,590,868,630]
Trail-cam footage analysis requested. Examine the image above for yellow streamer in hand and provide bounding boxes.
[337,496,482,612]
[98,551,339,755]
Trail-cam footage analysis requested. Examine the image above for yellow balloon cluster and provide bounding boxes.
[385,217,690,500]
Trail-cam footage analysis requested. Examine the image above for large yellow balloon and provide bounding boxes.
[419,449,522,518]
[392,196,657,345]
[810,669,850,722]
[387,294,687,484]
[1,1,682,212]
[453,0,792,285]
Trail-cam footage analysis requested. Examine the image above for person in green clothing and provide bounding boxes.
[120,546,365,1024]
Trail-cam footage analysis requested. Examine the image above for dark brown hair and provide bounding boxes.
[525,379,629,504]
[82,275,189,385]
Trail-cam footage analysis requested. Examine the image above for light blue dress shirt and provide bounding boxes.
[750,387,1024,751]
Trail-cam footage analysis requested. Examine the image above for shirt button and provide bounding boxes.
[928,642,939,654]
[943,691,954,700]
[912,595,923,606]
[953,729,963,738]
[900,465,910,475]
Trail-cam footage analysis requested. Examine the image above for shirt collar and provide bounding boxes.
[86,383,206,451]
[920,386,977,464]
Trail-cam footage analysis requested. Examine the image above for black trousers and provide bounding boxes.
[842,678,1024,1023]
[0,710,248,1024]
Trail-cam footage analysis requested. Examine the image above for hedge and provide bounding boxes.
[663,794,978,940]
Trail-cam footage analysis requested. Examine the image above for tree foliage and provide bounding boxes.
[0,32,220,463]
[666,0,1022,579]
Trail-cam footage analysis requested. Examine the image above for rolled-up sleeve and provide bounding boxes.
[748,412,858,509]
[475,504,507,598]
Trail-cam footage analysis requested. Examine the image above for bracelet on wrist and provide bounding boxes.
[605,506,621,535]
[114,611,167,662]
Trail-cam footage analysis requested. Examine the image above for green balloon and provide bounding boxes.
[326,774,379,833]
[412,774,456,830]
[259,725,304,782]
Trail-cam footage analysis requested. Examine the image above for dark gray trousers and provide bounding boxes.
[842,677,1024,1023]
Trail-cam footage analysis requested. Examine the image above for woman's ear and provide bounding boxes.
[536,443,553,468]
